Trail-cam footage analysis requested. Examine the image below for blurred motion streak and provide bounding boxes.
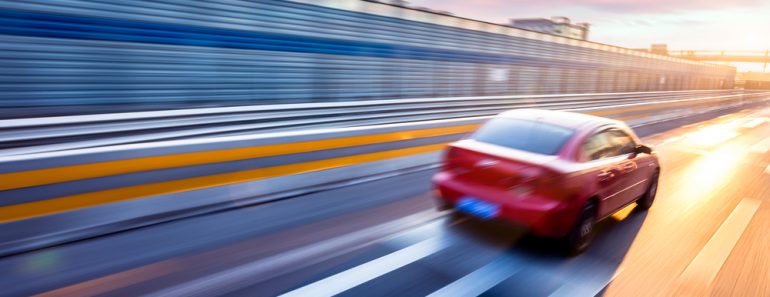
[672,198,761,296]
[0,143,449,222]
[674,145,745,210]
[685,125,740,147]
[0,125,478,191]
[0,0,734,118]
[34,261,180,297]
[1,0,770,297]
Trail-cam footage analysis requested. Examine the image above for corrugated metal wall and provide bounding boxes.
[0,0,735,108]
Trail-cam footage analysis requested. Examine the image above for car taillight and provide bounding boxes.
[442,147,465,172]
[508,184,534,198]
[507,167,559,199]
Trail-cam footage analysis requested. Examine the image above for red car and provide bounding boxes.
[433,109,659,254]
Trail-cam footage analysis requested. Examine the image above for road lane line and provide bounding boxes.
[548,267,624,297]
[765,164,770,175]
[749,137,770,154]
[147,209,449,297]
[687,126,739,147]
[682,148,712,157]
[751,137,770,153]
[279,236,450,297]
[426,255,523,297]
[741,118,767,128]
[659,136,684,146]
[675,198,761,295]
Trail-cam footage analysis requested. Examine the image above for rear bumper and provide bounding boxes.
[433,172,582,237]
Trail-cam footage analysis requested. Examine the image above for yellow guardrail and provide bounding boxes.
[0,143,452,223]
[0,124,480,192]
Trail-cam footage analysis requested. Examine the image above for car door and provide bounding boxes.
[580,129,629,217]
[606,129,650,203]
[600,129,648,213]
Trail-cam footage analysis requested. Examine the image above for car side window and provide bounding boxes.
[582,131,613,161]
[606,130,636,156]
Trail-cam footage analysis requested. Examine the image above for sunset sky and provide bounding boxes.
[410,0,770,71]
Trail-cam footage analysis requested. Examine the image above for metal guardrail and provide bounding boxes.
[1,90,770,257]
[1,89,767,156]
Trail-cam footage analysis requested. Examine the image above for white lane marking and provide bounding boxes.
[426,255,523,297]
[548,268,625,297]
[687,126,740,147]
[148,209,449,297]
[765,164,770,175]
[749,137,770,153]
[741,118,767,128]
[682,149,712,157]
[657,136,683,146]
[676,198,761,293]
[279,236,450,297]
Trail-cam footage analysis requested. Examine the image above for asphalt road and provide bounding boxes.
[2,106,770,297]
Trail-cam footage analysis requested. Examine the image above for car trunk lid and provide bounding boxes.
[444,140,559,189]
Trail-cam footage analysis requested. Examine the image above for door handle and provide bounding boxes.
[621,163,637,172]
[597,171,614,181]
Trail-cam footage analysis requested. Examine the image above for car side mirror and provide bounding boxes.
[635,145,653,155]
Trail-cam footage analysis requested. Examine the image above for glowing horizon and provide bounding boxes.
[409,0,770,72]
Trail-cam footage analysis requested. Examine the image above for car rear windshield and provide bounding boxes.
[472,118,575,155]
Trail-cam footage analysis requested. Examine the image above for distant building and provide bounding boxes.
[510,16,589,40]
[650,44,668,55]
[738,72,770,89]
[633,44,670,55]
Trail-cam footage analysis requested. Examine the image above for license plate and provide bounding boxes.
[456,197,499,219]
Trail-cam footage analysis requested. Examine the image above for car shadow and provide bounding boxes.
[447,205,649,296]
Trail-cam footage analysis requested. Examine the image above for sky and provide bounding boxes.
[409,0,770,71]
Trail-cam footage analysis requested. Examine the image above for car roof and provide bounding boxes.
[496,109,622,131]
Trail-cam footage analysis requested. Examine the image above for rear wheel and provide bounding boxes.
[636,172,659,210]
[563,202,596,255]
[435,198,453,211]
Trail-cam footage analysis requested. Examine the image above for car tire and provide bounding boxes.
[435,198,453,211]
[449,210,467,222]
[563,202,596,256]
[636,171,659,210]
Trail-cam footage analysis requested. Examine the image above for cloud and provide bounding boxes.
[406,0,770,57]
[563,0,763,13]
[409,0,763,16]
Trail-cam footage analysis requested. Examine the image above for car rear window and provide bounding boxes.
[472,118,575,155]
